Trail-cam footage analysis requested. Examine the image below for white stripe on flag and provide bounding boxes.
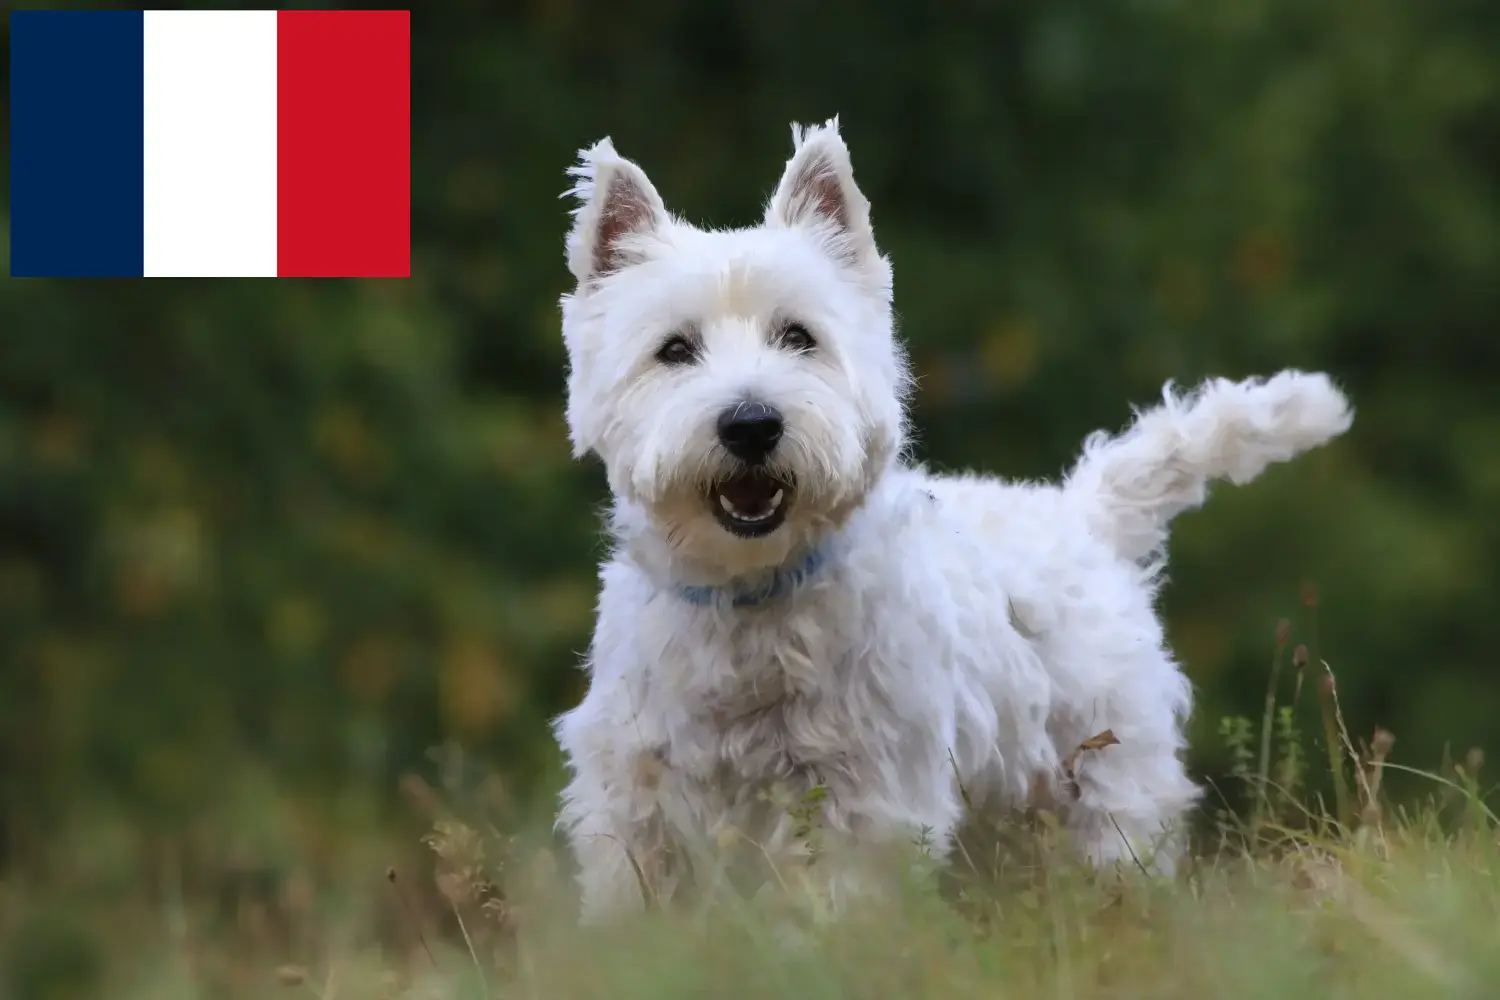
[143,11,278,278]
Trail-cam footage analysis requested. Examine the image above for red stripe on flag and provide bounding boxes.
[277,10,410,278]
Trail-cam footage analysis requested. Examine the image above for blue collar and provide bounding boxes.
[674,544,831,608]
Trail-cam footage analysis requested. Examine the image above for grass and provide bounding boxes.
[3,599,1498,1000]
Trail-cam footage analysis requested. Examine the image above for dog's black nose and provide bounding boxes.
[716,402,784,464]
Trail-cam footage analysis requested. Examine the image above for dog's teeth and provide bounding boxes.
[717,488,787,524]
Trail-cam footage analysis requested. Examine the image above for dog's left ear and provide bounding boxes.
[766,117,879,269]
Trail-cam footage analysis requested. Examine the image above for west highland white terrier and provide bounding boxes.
[551,118,1353,921]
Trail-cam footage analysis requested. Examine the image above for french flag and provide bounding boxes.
[9,9,410,278]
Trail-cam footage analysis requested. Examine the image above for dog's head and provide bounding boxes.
[559,119,908,578]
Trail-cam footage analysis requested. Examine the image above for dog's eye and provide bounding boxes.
[656,335,699,366]
[778,323,816,353]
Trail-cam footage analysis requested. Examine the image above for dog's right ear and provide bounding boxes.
[563,138,668,284]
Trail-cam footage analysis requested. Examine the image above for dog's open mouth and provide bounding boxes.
[710,469,792,538]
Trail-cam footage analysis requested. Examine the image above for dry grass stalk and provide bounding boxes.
[1358,727,1396,829]
[1252,618,1293,838]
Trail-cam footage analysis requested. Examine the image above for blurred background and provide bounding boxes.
[2,0,1498,959]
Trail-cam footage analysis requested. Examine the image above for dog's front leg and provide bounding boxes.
[556,743,694,923]
[562,794,686,923]
[758,788,962,923]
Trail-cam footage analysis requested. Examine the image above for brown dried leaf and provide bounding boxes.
[1061,729,1121,799]
[1079,730,1121,753]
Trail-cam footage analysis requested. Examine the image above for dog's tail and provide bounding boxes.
[1064,370,1353,567]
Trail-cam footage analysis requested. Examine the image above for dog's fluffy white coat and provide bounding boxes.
[552,119,1353,920]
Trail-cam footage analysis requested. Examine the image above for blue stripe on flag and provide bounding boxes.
[10,10,146,278]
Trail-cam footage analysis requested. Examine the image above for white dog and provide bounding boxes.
[551,118,1353,921]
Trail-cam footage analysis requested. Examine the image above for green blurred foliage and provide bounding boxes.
[2,0,1498,854]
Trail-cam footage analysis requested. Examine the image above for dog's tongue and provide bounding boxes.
[720,474,776,515]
